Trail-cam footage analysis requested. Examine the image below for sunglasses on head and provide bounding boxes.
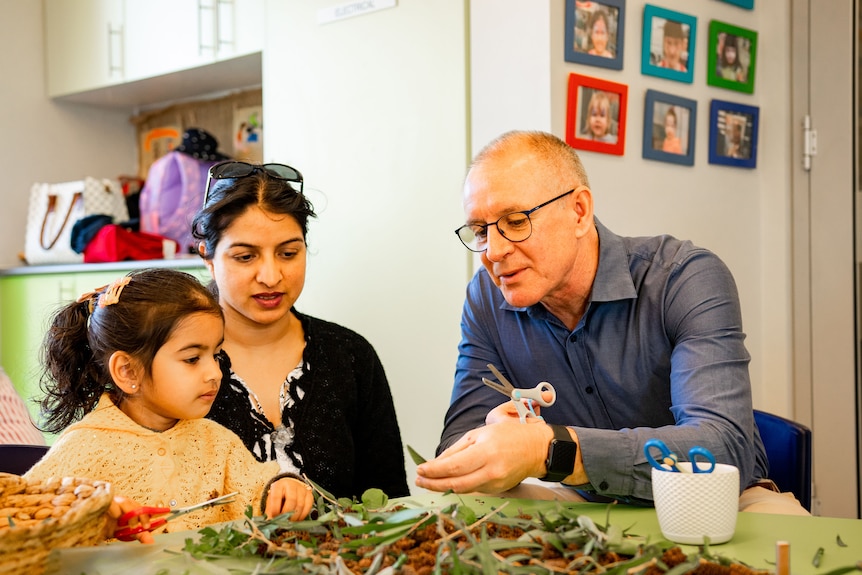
[203,161,304,205]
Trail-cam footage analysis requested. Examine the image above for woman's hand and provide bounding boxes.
[104,495,155,544]
[265,477,314,520]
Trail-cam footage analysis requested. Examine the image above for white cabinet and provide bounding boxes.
[44,0,125,97]
[124,0,263,82]
[44,0,264,100]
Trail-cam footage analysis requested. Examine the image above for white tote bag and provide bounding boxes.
[24,177,129,265]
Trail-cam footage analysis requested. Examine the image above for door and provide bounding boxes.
[790,0,860,518]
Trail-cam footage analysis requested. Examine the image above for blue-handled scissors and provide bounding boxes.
[482,363,556,424]
[644,438,716,473]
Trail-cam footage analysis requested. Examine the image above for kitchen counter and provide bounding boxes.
[0,256,205,277]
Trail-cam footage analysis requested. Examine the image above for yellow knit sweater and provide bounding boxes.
[25,394,282,534]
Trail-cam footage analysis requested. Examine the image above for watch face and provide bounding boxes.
[550,440,577,474]
[543,425,577,482]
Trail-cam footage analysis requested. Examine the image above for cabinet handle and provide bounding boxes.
[198,0,216,56]
[107,23,124,78]
[216,0,236,54]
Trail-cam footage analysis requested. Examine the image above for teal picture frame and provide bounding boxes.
[641,5,697,84]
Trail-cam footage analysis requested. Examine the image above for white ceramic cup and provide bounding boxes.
[651,462,739,545]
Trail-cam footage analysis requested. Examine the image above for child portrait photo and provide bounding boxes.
[641,5,697,83]
[707,20,758,94]
[708,99,759,168]
[566,73,628,156]
[566,0,626,70]
[642,90,697,166]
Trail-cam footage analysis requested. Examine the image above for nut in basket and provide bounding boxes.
[0,472,114,575]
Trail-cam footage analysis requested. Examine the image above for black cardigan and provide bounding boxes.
[207,311,410,499]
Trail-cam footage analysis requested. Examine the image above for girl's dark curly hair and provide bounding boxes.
[38,267,223,434]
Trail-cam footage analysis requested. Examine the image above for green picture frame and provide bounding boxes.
[707,20,757,94]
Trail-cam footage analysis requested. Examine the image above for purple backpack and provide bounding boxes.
[139,151,217,255]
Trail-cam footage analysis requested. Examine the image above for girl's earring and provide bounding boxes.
[131,384,137,390]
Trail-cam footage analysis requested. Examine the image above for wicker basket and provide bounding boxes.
[0,472,113,575]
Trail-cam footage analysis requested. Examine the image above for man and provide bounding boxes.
[415,131,806,514]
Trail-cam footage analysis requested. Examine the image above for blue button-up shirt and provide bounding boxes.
[439,219,768,502]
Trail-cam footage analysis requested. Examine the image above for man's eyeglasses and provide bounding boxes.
[203,161,304,206]
[454,188,576,252]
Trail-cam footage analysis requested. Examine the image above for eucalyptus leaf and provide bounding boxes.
[406,444,427,465]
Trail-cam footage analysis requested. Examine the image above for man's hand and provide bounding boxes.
[485,389,555,425]
[414,421,554,494]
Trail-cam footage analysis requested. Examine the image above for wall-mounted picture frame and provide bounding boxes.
[566,73,628,156]
[642,90,697,166]
[707,20,758,94]
[708,99,759,168]
[718,0,754,9]
[565,0,626,70]
[641,4,697,83]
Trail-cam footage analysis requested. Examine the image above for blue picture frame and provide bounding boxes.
[708,99,759,168]
[642,90,697,166]
[565,0,626,70]
[719,0,754,9]
[641,5,697,84]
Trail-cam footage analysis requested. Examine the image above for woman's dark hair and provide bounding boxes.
[191,168,317,262]
[38,268,223,434]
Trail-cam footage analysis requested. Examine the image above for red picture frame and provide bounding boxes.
[565,73,628,156]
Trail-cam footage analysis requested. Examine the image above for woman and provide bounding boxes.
[191,161,409,499]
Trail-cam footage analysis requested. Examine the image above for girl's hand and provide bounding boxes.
[265,477,314,520]
[105,495,155,544]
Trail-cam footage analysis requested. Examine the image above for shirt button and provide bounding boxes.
[169,499,177,507]
[585,386,594,394]
[158,448,166,456]
[569,334,577,343]
[599,481,609,491]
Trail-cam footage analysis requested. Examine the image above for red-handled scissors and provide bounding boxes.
[114,492,238,541]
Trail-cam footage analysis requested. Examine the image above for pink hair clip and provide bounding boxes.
[77,284,108,314]
[98,276,132,308]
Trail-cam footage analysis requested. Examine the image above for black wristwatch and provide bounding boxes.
[539,424,577,482]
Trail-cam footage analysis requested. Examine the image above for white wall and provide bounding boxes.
[472,0,793,416]
[263,0,469,491]
[0,1,136,268]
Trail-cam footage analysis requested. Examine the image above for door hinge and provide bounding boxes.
[803,115,818,171]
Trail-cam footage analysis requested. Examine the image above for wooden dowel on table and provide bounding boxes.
[776,540,790,575]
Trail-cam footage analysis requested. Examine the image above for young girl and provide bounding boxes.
[586,10,613,58]
[25,268,314,539]
[717,34,745,82]
[582,91,616,143]
[661,107,683,154]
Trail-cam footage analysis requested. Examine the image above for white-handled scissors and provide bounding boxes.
[481,363,556,424]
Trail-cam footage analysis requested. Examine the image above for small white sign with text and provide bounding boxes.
[318,0,397,25]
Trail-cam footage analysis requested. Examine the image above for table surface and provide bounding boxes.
[48,493,862,575]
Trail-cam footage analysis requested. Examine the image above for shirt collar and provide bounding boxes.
[591,217,638,303]
[497,216,637,316]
